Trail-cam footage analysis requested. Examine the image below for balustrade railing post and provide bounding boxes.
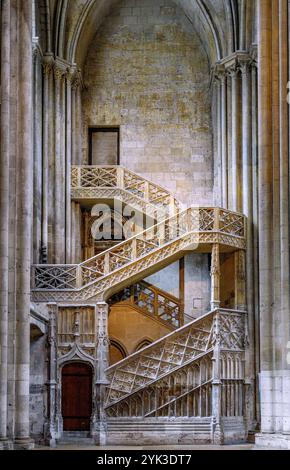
[131,238,138,260]
[214,208,220,231]
[179,301,184,327]
[211,311,224,445]
[144,181,150,202]
[77,166,81,187]
[130,284,135,304]
[186,208,192,232]
[158,220,165,245]
[117,167,124,189]
[154,290,159,320]
[104,253,110,275]
[76,265,82,288]
[169,195,177,217]
[211,244,221,310]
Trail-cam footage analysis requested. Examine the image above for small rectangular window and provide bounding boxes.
[88,127,120,165]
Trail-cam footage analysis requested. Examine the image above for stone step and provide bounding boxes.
[58,432,95,446]
[57,438,95,446]
[62,431,90,438]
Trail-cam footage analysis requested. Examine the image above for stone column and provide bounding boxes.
[220,71,228,208]
[235,250,247,311]
[241,59,252,218]
[32,45,43,264]
[41,55,54,264]
[76,78,83,165]
[53,62,66,263]
[257,0,273,375]
[211,244,220,310]
[14,0,34,449]
[213,76,222,206]
[230,65,241,212]
[256,0,275,441]
[241,56,257,430]
[213,66,228,209]
[0,0,10,446]
[251,58,260,425]
[65,69,74,263]
[279,0,290,384]
[94,302,110,445]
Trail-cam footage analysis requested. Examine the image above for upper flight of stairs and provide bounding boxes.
[71,165,180,219]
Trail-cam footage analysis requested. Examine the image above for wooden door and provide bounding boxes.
[62,362,92,431]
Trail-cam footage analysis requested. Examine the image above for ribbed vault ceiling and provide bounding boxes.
[37,0,256,69]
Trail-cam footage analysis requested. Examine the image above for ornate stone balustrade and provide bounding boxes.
[71,165,180,216]
[105,309,246,419]
[31,207,246,302]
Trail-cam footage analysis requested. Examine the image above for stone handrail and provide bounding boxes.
[104,308,246,416]
[31,207,246,302]
[71,165,180,216]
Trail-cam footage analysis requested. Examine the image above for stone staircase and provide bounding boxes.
[103,308,247,443]
[71,165,180,219]
[34,166,248,445]
[31,209,245,303]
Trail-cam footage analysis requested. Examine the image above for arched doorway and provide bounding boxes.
[61,362,92,431]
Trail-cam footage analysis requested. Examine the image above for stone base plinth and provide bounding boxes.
[255,433,290,450]
[13,438,35,450]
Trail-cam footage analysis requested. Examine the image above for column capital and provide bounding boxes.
[53,60,67,81]
[32,37,43,60]
[249,43,258,63]
[239,57,252,75]
[42,53,54,77]
[227,64,239,78]
[214,51,253,77]
[71,69,84,90]
[211,63,226,83]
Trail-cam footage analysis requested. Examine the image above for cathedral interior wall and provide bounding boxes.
[82,0,214,207]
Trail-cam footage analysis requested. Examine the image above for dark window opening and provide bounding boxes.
[88,127,120,166]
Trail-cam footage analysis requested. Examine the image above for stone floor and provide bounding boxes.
[36,444,255,451]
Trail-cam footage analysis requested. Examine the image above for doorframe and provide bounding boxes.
[88,126,120,166]
[58,359,95,436]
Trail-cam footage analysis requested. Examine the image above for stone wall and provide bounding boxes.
[146,254,211,319]
[184,254,211,319]
[109,303,172,361]
[82,0,213,207]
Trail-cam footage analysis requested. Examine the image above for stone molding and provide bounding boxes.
[212,49,257,82]
[41,54,83,88]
